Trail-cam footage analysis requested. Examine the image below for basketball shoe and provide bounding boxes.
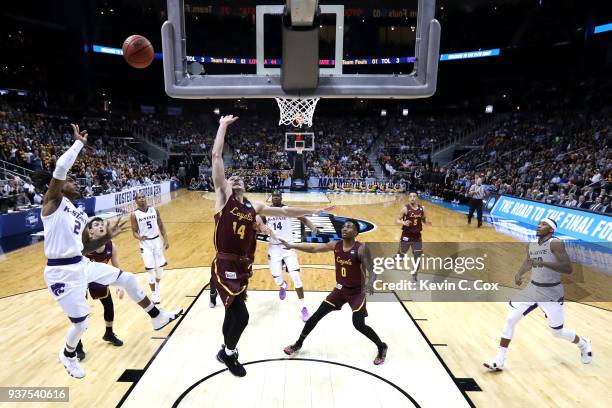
[59,349,85,379]
[152,308,183,331]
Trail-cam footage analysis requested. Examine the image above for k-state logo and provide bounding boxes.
[50,283,66,297]
[256,213,375,244]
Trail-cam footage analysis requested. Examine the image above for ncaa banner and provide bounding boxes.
[94,181,172,213]
[490,195,612,243]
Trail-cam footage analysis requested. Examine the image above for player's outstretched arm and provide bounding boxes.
[110,243,125,299]
[82,217,129,254]
[280,239,336,253]
[514,250,532,285]
[254,202,335,218]
[422,208,433,226]
[298,216,320,234]
[41,124,87,216]
[211,115,238,205]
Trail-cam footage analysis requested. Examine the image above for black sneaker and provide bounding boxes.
[374,343,388,365]
[216,347,246,377]
[103,331,124,347]
[283,343,302,356]
[75,341,86,362]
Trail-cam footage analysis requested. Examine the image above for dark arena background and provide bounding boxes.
[0,1,611,407]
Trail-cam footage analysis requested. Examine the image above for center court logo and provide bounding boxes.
[256,213,375,243]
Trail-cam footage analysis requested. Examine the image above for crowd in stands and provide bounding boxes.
[0,105,173,210]
[436,106,611,214]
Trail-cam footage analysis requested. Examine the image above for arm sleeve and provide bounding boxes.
[53,140,84,180]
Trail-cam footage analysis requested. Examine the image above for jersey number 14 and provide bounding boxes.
[233,222,246,239]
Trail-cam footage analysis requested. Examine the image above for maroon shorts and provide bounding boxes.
[400,232,423,254]
[325,285,367,316]
[88,282,110,300]
[211,258,252,308]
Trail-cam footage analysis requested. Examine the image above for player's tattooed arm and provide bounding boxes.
[156,208,170,249]
[83,217,129,254]
[279,239,335,253]
[212,115,238,208]
[298,216,319,234]
[544,240,572,274]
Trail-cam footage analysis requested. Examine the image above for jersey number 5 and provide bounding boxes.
[233,222,246,240]
[146,220,153,229]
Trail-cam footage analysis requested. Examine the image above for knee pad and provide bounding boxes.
[155,267,163,280]
[73,319,89,336]
[352,311,366,329]
[289,268,302,289]
[551,327,575,341]
[147,269,156,285]
[115,272,146,302]
[501,304,525,339]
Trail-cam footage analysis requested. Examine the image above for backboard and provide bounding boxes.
[285,132,315,152]
[162,0,440,99]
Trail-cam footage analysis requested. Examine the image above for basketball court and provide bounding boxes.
[1,191,610,407]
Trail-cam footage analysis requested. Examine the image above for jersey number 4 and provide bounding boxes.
[232,222,246,239]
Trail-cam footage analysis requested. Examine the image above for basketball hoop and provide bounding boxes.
[275,97,320,128]
[295,146,305,155]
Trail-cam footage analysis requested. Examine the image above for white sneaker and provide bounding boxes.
[580,337,592,364]
[58,349,85,379]
[152,308,183,331]
[483,356,504,371]
[151,292,161,304]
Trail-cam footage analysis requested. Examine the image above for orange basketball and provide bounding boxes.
[122,35,154,69]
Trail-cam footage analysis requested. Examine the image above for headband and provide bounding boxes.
[542,218,557,231]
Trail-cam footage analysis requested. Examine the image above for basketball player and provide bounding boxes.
[281,219,388,364]
[261,190,319,321]
[35,124,182,378]
[209,115,334,377]
[397,192,432,280]
[131,192,170,304]
[484,218,592,371]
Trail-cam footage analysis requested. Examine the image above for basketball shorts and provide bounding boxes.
[212,258,252,308]
[325,285,367,316]
[509,300,565,329]
[139,237,168,270]
[44,257,123,320]
[268,246,300,276]
[400,232,422,254]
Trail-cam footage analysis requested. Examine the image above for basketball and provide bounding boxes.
[122,35,154,69]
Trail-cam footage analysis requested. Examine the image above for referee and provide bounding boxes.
[467,178,487,227]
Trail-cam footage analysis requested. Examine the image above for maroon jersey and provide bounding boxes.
[402,204,424,236]
[334,241,364,288]
[86,241,113,264]
[214,194,257,257]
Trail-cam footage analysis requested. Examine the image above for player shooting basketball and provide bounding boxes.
[209,115,334,377]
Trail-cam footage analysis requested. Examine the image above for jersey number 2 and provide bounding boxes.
[73,220,82,235]
[233,222,245,240]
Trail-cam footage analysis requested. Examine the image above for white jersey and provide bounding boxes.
[528,237,562,285]
[265,207,294,245]
[135,207,159,239]
[42,197,88,259]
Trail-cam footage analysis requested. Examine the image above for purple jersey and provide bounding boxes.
[334,241,364,288]
[214,194,257,257]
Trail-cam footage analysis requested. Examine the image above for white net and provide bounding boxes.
[275,97,320,128]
